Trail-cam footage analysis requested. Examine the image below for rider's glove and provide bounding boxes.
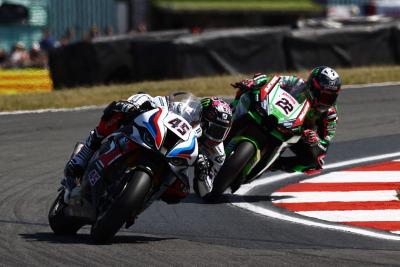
[102,100,140,120]
[195,154,210,181]
[231,73,268,92]
[138,101,156,113]
[231,79,255,92]
[302,129,320,145]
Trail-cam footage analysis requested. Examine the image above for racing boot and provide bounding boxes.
[63,130,103,203]
[193,154,212,197]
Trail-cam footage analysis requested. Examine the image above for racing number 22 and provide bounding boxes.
[275,98,293,115]
[168,118,190,135]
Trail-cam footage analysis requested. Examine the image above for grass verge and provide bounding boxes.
[1,65,400,112]
[153,0,321,11]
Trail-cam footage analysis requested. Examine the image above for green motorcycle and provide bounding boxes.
[204,76,311,202]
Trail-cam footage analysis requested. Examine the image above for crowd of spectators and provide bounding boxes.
[0,41,47,69]
[0,24,137,69]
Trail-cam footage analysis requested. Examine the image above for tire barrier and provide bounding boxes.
[0,68,53,94]
[285,24,397,70]
[49,24,400,89]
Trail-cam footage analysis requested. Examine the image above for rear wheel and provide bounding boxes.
[48,190,85,235]
[90,170,151,244]
[203,141,256,203]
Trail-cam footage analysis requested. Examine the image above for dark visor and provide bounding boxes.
[204,122,230,142]
[319,91,338,106]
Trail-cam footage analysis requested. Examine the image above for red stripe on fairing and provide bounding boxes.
[177,153,191,159]
[275,201,400,212]
[277,182,400,192]
[293,100,311,127]
[345,161,400,171]
[260,75,280,101]
[153,108,163,148]
[342,221,400,231]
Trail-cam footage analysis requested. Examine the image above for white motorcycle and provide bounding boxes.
[48,92,200,243]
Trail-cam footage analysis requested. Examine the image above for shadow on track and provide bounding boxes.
[0,219,48,227]
[20,232,174,245]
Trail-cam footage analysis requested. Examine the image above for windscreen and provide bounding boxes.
[168,92,202,125]
[281,82,307,104]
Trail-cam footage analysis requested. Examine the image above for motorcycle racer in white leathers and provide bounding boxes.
[63,93,233,203]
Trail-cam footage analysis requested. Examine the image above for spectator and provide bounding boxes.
[137,22,147,33]
[65,27,76,41]
[8,41,29,68]
[104,25,114,36]
[89,25,100,39]
[29,42,47,68]
[39,28,57,51]
[82,31,91,43]
[59,35,70,47]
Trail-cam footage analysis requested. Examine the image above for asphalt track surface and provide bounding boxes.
[0,85,400,266]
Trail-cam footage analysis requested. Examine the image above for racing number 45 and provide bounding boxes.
[168,118,190,135]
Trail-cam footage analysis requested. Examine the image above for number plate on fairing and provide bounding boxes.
[272,88,301,117]
[164,113,192,141]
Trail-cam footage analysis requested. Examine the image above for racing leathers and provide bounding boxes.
[231,74,338,175]
[64,93,226,204]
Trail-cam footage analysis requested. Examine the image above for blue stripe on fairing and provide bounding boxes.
[143,112,157,138]
[167,136,196,158]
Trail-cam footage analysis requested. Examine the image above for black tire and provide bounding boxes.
[48,190,85,235]
[90,170,151,244]
[204,141,256,203]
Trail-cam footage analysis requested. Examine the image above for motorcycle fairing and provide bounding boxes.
[135,107,167,149]
[164,112,192,141]
[126,107,198,166]
[260,75,280,101]
[166,131,198,166]
[266,86,308,124]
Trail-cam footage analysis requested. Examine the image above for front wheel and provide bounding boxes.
[203,141,256,203]
[90,170,152,244]
[48,190,85,235]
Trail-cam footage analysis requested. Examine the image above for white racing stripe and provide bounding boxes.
[298,210,400,222]
[233,151,400,241]
[271,190,398,203]
[393,231,400,234]
[234,201,400,241]
[301,171,400,183]
[235,152,400,191]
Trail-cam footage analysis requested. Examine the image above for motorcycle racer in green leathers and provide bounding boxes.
[230,66,341,175]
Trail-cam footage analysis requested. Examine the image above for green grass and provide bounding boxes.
[1,65,400,112]
[153,0,322,11]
